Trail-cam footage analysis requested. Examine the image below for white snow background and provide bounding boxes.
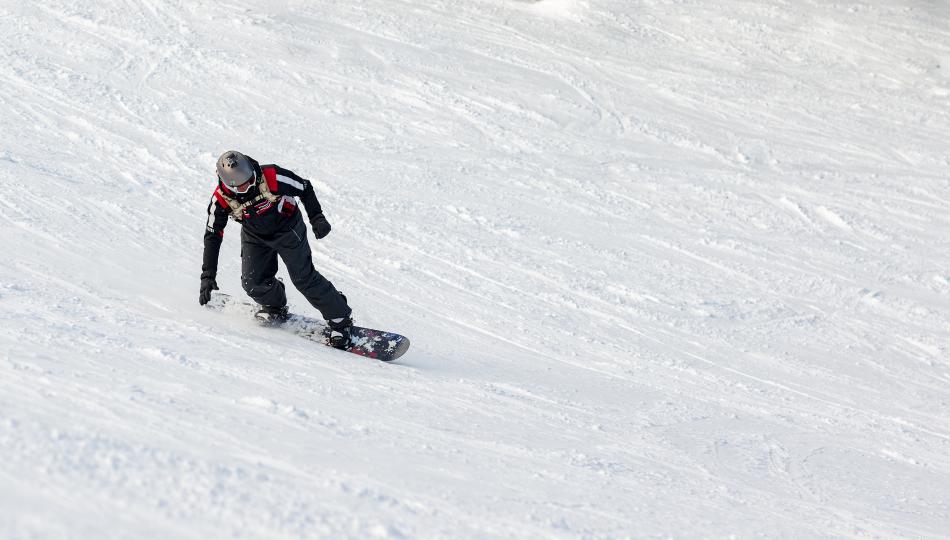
[2,0,950,538]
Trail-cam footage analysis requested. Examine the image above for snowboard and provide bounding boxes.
[205,292,410,362]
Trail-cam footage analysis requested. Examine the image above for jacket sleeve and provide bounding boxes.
[201,195,230,280]
[270,164,324,218]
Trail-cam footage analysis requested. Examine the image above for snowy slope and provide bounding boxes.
[2,0,950,537]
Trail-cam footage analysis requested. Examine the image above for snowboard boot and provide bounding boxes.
[323,315,353,350]
[255,304,289,326]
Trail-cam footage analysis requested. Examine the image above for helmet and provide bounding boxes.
[216,150,255,192]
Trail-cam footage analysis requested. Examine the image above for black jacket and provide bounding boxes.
[201,157,324,280]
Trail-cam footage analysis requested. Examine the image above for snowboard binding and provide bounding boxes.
[254,305,289,326]
[323,316,354,349]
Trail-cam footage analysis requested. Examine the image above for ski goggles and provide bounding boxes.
[227,170,256,194]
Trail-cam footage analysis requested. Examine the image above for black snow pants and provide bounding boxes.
[241,215,351,321]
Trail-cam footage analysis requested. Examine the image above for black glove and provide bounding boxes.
[199,277,218,306]
[310,213,331,240]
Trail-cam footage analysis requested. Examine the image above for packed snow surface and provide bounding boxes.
[2,1,950,538]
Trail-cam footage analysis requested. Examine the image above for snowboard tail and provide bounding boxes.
[205,292,410,362]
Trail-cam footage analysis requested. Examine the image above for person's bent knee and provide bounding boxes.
[243,276,278,297]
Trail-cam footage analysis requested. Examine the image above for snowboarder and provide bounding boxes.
[199,150,353,348]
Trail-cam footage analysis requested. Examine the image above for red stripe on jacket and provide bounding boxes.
[261,166,278,192]
[213,188,229,209]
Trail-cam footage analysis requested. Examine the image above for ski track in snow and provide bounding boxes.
[2,0,950,538]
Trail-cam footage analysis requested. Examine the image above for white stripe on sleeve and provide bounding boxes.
[207,198,217,228]
[276,174,304,190]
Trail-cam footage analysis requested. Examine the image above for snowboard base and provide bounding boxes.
[206,292,410,362]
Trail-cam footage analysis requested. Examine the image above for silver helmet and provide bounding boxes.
[216,150,255,190]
